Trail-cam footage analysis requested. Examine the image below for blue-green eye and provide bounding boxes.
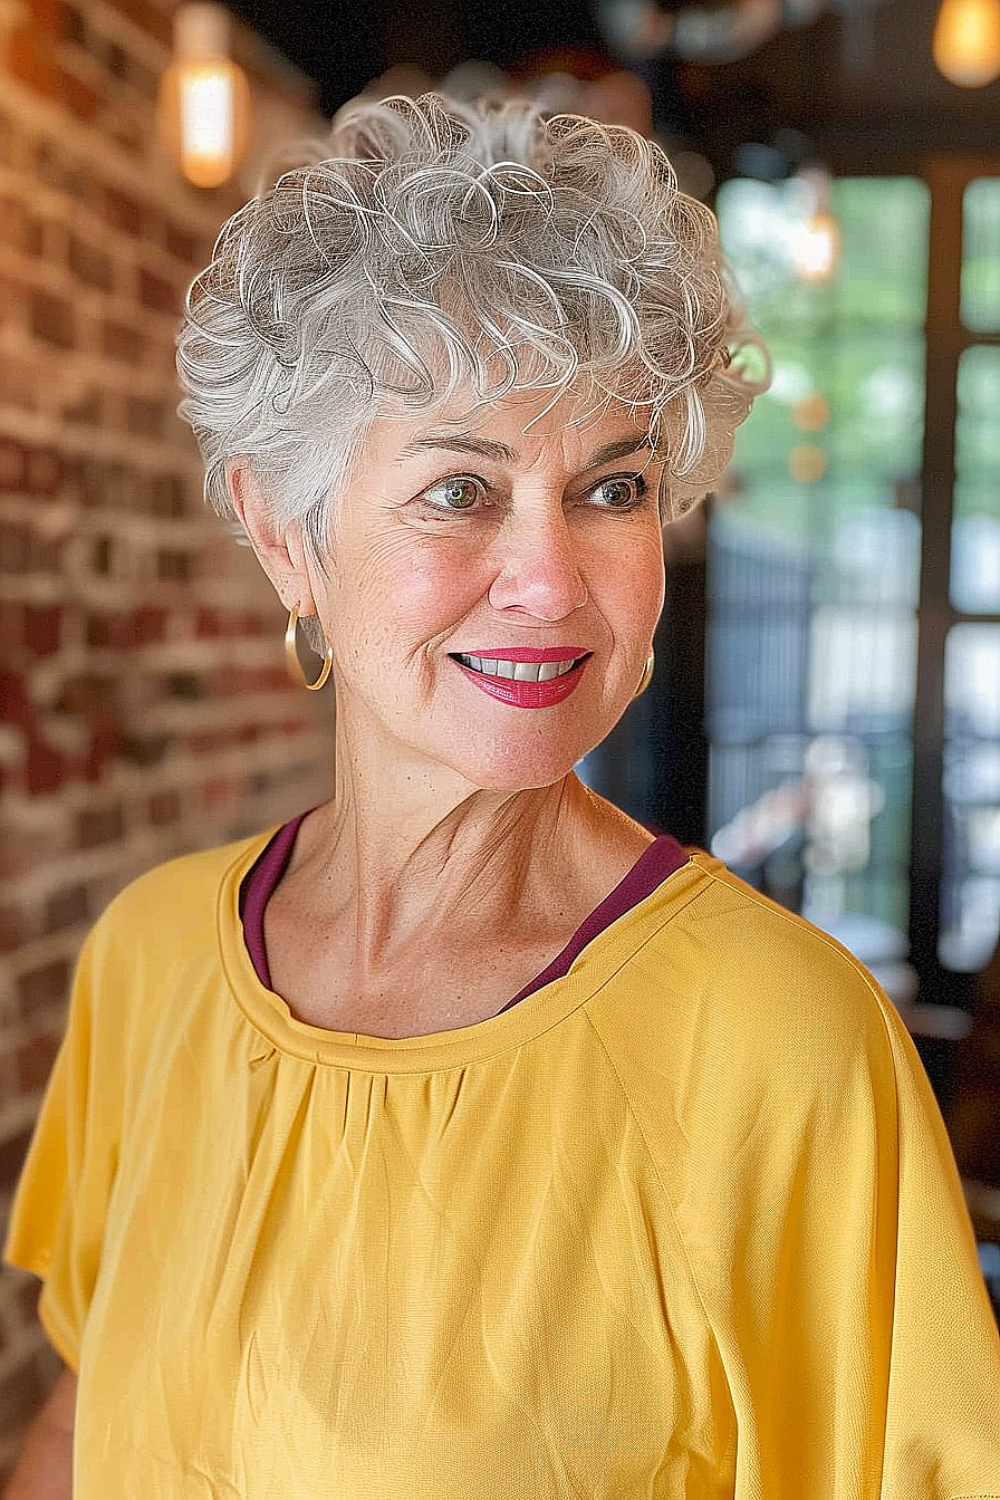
[423,477,482,511]
[591,474,649,509]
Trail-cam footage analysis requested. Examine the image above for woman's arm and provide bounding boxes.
[1,1367,75,1500]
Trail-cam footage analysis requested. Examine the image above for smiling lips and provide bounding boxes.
[449,647,593,708]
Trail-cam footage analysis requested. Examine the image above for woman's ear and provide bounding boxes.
[225,460,317,616]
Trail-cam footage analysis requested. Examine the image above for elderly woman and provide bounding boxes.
[4,93,999,1500]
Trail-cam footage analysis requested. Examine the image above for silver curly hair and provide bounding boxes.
[176,91,767,650]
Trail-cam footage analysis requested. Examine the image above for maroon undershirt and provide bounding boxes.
[240,807,689,1017]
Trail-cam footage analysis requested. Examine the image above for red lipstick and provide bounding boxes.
[458,647,590,661]
[451,653,591,709]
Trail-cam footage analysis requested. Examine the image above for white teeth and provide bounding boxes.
[456,653,582,682]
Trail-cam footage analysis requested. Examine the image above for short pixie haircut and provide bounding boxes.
[177,91,765,639]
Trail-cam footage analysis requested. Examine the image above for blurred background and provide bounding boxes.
[1,0,999,1472]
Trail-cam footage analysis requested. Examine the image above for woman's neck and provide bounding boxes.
[283,722,647,985]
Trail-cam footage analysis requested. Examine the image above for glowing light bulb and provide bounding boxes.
[933,0,1000,88]
[156,4,251,189]
[790,209,841,284]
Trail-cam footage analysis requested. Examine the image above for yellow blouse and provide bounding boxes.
[4,827,999,1499]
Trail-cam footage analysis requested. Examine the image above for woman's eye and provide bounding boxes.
[591,474,649,509]
[422,477,483,511]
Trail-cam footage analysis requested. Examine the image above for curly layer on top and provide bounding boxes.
[176,91,766,578]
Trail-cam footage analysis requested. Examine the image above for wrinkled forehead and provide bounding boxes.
[372,377,658,455]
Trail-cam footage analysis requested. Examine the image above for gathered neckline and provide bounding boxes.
[218,817,699,1073]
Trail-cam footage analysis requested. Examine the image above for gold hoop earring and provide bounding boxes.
[284,602,333,691]
[633,648,655,700]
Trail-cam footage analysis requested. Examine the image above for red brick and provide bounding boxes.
[0,437,28,489]
[0,1128,34,1195]
[0,195,44,256]
[26,732,69,795]
[126,397,165,438]
[0,601,22,657]
[0,904,30,952]
[29,0,62,37]
[105,39,128,78]
[195,607,223,637]
[7,527,64,572]
[94,609,133,649]
[4,25,55,99]
[134,606,167,645]
[0,524,30,571]
[62,388,104,426]
[139,268,177,315]
[55,65,102,122]
[151,474,186,517]
[103,186,143,236]
[56,672,115,717]
[68,232,113,291]
[156,548,190,582]
[16,1032,60,1091]
[117,729,170,768]
[0,353,43,412]
[105,0,171,47]
[23,605,61,656]
[60,2,86,44]
[17,957,70,1018]
[164,221,199,264]
[33,136,88,200]
[74,801,124,849]
[189,729,226,754]
[128,56,158,99]
[203,774,233,809]
[102,320,145,365]
[30,288,74,349]
[0,672,31,727]
[43,883,88,934]
[85,610,111,648]
[91,534,112,575]
[82,718,122,782]
[148,788,180,825]
[24,446,63,496]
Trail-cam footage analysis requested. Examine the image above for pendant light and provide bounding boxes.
[933,0,1000,88]
[156,4,252,188]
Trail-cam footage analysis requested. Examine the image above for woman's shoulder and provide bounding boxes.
[87,824,274,957]
[596,849,901,1106]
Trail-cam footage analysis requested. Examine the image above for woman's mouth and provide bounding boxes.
[448,652,592,708]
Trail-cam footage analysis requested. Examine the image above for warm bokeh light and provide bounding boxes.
[156,4,251,188]
[790,208,841,283]
[793,392,832,432]
[933,0,1000,87]
[788,443,828,483]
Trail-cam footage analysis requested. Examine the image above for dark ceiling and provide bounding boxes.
[229,0,604,115]
[227,0,1000,171]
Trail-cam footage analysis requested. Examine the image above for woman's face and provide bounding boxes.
[312,387,668,791]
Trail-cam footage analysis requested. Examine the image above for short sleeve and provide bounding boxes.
[2,918,120,1373]
[873,992,1000,1497]
[709,960,1000,1500]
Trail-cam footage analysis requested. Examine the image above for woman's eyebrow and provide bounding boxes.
[395,434,517,463]
[394,433,651,466]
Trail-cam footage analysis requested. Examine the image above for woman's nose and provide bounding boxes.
[486,511,589,619]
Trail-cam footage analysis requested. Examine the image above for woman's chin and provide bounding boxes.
[446,740,597,793]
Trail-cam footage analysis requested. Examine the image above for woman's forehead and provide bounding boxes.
[376,387,652,459]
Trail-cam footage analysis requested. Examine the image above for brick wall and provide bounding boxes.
[0,0,333,1476]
